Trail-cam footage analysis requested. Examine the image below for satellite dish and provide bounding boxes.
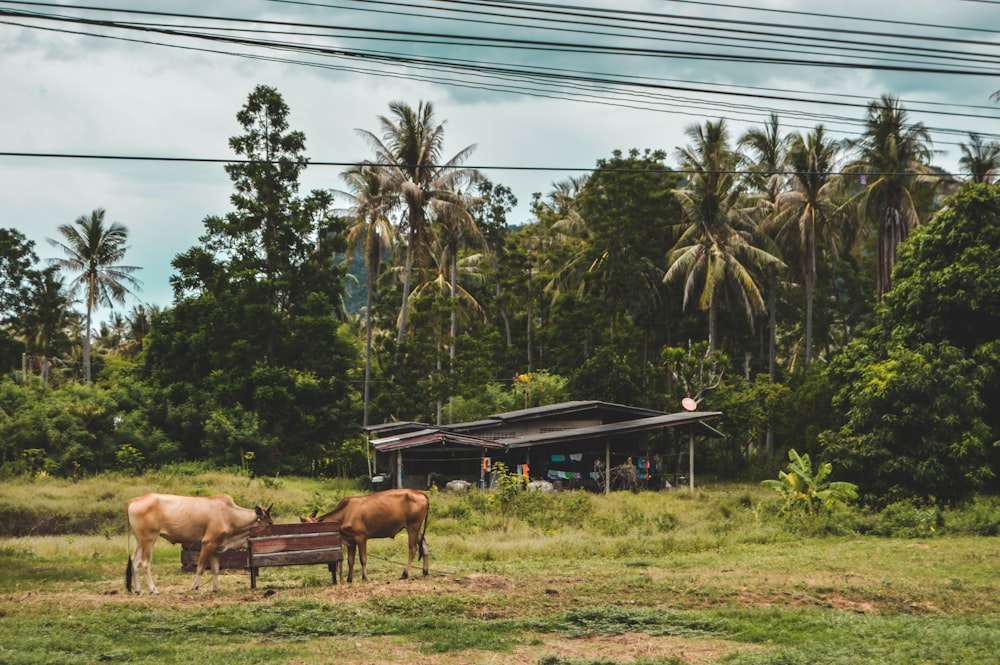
[681,397,698,411]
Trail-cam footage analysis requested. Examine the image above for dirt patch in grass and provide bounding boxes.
[312,633,762,665]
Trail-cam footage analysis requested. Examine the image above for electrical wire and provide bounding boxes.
[0,0,997,163]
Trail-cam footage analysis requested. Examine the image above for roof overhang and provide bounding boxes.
[505,411,723,448]
[371,429,508,453]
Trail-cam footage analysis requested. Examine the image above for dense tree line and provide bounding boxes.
[1,85,998,504]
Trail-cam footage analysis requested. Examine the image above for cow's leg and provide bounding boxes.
[139,540,158,594]
[402,531,416,580]
[192,543,216,591]
[420,536,430,577]
[210,554,221,592]
[358,538,369,582]
[345,541,357,583]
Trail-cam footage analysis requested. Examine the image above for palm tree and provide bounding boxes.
[340,164,397,437]
[847,94,936,299]
[432,189,484,371]
[773,125,842,367]
[740,113,789,208]
[356,101,478,347]
[666,120,783,351]
[47,208,141,382]
[739,113,788,382]
[958,133,1000,184]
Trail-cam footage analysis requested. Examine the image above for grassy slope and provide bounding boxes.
[0,473,997,664]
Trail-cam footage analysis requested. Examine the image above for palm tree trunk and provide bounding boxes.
[805,275,814,367]
[397,223,417,347]
[526,245,534,372]
[877,206,907,299]
[708,291,718,353]
[84,297,93,384]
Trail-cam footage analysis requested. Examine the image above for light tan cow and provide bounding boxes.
[125,493,272,594]
[308,488,429,582]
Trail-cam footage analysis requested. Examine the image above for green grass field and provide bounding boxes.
[0,472,997,664]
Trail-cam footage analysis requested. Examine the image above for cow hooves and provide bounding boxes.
[401,572,409,580]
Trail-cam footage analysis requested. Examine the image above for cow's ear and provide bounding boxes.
[309,509,318,518]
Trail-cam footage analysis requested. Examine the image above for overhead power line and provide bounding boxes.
[0,150,972,180]
[0,0,998,156]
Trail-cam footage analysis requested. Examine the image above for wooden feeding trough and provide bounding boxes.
[181,520,343,589]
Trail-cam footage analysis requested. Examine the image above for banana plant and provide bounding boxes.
[762,449,858,514]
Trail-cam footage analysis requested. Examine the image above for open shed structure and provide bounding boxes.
[367,401,722,493]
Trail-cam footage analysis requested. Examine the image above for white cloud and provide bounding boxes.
[1,0,996,317]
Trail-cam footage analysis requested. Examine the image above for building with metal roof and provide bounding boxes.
[367,401,722,493]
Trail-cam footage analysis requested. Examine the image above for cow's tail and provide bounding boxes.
[125,510,133,593]
[418,504,430,561]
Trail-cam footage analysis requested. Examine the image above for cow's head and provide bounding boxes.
[256,504,274,525]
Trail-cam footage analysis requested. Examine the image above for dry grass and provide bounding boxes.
[0,474,998,664]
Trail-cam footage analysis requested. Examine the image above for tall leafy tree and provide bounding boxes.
[47,209,141,383]
[773,125,842,367]
[846,94,936,299]
[146,85,358,472]
[666,120,782,352]
[356,101,478,347]
[578,149,680,351]
[821,182,1000,503]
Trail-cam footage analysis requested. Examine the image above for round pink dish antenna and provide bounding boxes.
[681,397,697,411]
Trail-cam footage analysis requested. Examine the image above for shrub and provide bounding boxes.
[761,449,858,515]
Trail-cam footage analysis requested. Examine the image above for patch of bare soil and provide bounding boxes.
[317,633,762,665]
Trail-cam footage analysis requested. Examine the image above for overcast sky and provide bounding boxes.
[2,0,998,317]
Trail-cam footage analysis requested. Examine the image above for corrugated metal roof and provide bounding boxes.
[370,411,722,453]
[505,411,723,448]
[444,400,667,434]
[371,429,508,452]
[365,421,431,436]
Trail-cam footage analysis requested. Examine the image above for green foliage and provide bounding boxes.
[822,341,993,505]
[567,347,647,406]
[816,182,1000,504]
[141,86,360,474]
[761,448,858,514]
[488,461,524,532]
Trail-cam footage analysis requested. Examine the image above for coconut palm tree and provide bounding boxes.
[958,132,1000,184]
[340,164,398,437]
[432,188,484,371]
[356,101,478,348]
[47,208,141,383]
[846,94,936,299]
[666,120,784,352]
[773,125,842,367]
[739,113,789,381]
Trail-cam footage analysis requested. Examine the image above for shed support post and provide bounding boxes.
[689,429,695,492]
[396,450,403,489]
[604,439,610,495]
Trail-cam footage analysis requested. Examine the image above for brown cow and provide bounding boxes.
[125,493,272,594]
[308,488,429,582]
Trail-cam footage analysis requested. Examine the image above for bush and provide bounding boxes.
[866,501,944,538]
[942,496,1000,536]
